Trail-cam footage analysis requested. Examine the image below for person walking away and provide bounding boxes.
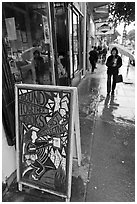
[94,47,98,69]
[102,45,107,64]
[106,47,122,95]
[97,44,103,63]
[31,50,46,84]
[89,46,98,73]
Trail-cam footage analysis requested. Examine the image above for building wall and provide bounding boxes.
[2,125,16,182]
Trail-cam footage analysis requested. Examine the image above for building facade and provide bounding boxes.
[2,2,109,184]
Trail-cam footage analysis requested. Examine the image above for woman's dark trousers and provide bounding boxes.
[90,60,96,72]
[107,73,117,93]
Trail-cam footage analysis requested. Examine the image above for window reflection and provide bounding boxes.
[2,2,54,85]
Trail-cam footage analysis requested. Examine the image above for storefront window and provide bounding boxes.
[53,2,70,86]
[2,2,55,85]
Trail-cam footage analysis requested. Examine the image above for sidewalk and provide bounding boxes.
[77,61,135,202]
[3,60,135,202]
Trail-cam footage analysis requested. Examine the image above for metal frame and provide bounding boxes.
[68,4,83,79]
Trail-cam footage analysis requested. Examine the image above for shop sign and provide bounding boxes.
[95,22,114,36]
[15,84,81,201]
[5,17,17,41]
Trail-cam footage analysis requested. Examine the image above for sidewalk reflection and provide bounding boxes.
[101,94,119,123]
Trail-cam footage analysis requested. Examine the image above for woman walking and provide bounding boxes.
[106,47,122,95]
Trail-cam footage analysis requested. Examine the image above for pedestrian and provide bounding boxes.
[106,47,122,95]
[89,46,98,73]
[97,44,102,62]
[102,45,107,64]
[31,50,46,84]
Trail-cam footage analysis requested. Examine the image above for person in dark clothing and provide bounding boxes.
[89,46,98,72]
[102,46,107,64]
[97,45,103,61]
[32,50,45,84]
[106,47,122,95]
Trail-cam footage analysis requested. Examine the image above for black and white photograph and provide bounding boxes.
[2,1,135,202]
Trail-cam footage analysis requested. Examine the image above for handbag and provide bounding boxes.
[116,74,123,83]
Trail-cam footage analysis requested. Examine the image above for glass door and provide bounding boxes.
[69,5,82,79]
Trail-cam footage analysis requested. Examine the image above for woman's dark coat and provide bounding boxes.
[106,55,122,75]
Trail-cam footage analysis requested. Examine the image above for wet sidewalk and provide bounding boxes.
[3,59,135,202]
[77,60,135,202]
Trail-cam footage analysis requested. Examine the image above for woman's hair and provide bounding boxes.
[111,47,118,55]
[33,50,40,56]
